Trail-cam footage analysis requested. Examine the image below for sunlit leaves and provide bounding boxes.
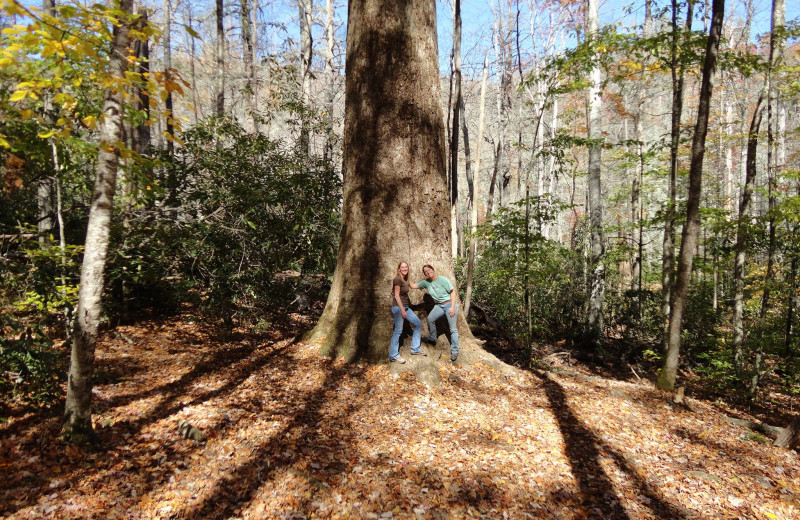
[0,0,182,155]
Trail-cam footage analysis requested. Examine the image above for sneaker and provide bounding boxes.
[421,337,436,345]
[411,350,428,357]
[391,356,407,364]
[450,354,458,362]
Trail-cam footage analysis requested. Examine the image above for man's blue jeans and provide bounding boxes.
[390,306,422,360]
[426,302,458,358]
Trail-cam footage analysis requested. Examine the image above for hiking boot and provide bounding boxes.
[451,353,458,362]
[421,337,436,345]
[391,356,407,364]
[411,350,428,357]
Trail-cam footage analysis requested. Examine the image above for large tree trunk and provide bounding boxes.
[658,0,724,392]
[308,0,473,362]
[64,0,136,440]
[585,0,604,341]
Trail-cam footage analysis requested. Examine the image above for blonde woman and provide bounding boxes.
[390,261,424,363]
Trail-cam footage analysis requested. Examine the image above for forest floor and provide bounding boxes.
[2,309,800,520]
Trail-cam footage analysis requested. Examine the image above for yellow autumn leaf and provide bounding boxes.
[82,115,97,130]
[8,90,27,102]
[37,129,56,138]
[0,136,9,148]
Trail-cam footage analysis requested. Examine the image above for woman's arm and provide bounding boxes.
[394,285,407,318]
[409,281,420,289]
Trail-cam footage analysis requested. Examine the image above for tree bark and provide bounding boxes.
[585,0,604,341]
[64,0,137,440]
[658,0,724,392]
[308,0,473,361]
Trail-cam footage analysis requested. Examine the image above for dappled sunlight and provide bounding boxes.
[2,315,800,519]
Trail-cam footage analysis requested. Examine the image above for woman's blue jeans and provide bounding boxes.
[390,306,422,360]
[426,302,458,358]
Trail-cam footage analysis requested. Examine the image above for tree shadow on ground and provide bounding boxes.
[535,370,689,519]
[0,322,307,517]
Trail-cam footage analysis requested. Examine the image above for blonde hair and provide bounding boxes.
[397,261,409,281]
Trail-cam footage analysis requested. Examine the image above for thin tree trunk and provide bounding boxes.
[464,53,488,319]
[241,0,255,131]
[459,89,471,259]
[216,0,225,117]
[163,0,174,155]
[64,0,137,440]
[658,0,724,392]
[298,0,313,154]
[586,0,604,341]
[450,0,461,259]
[323,0,337,163]
[732,92,764,369]
[750,0,785,397]
[187,2,199,123]
[662,0,694,351]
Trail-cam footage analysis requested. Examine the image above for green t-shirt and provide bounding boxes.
[417,276,454,304]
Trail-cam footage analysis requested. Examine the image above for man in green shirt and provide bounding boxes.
[411,264,459,362]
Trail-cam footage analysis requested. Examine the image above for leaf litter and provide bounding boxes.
[1,313,799,519]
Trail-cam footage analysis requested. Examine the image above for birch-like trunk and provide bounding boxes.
[585,0,605,341]
[64,0,136,439]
